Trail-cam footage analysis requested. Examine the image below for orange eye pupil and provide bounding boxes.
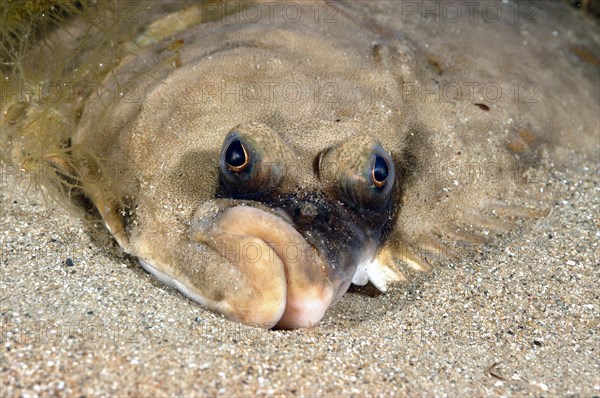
[372,154,388,187]
[225,139,249,171]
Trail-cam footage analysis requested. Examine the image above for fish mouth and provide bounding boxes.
[190,201,337,329]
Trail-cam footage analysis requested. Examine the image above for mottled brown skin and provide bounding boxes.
[23,1,597,328]
[67,2,406,328]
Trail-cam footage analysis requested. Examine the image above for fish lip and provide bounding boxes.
[261,238,333,329]
[190,201,335,328]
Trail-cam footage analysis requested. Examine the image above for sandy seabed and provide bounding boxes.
[1,158,598,396]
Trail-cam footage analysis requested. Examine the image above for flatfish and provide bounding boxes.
[1,1,598,328]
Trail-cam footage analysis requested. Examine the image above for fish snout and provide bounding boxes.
[190,202,334,329]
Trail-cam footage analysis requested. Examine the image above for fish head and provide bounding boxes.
[73,19,404,329]
[188,123,396,328]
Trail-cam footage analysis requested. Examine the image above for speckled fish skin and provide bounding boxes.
[5,1,598,328]
[72,1,408,328]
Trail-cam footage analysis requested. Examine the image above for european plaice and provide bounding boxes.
[1,1,598,329]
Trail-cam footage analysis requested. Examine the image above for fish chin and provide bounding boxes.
[190,201,337,329]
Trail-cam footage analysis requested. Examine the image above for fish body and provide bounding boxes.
[2,1,598,328]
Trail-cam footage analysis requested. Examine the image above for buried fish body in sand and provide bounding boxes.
[2,1,598,328]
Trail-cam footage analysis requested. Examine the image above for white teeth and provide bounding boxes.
[351,262,370,286]
[353,258,402,293]
[367,259,402,293]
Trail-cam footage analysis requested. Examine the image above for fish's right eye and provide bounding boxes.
[225,139,249,172]
[219,128,287,198]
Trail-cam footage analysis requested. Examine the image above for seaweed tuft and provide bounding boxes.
[0,1,164,227]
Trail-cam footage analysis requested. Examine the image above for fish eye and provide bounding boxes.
[318,136,395,210]
[219,126,292,198]
[225,139,249,172]
[372,154,389,188]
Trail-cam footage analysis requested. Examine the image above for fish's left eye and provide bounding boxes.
[372,154,389,188]
[318,136,395,210]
